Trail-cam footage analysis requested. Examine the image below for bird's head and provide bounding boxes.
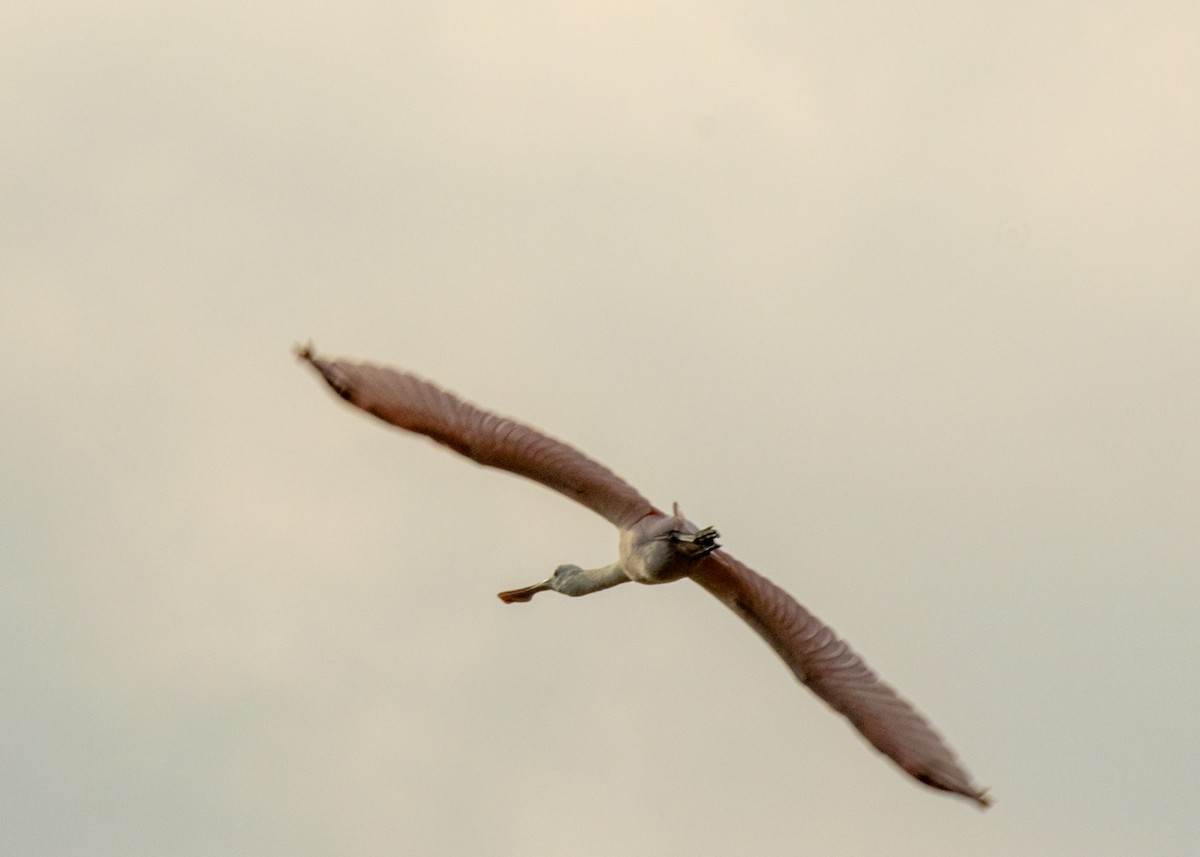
[497,564,607,603]
[548,563,591,595]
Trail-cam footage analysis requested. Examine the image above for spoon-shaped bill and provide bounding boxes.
[497,578,555,603]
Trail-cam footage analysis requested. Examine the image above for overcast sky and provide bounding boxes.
[3,2,1198,855]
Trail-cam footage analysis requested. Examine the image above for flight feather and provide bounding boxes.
[298,345,658,529]
[691,551,990,807]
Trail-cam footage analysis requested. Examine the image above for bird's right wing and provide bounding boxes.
[690,550,990,807]
[298,345,660,530]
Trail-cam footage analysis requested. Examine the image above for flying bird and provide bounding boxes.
[297,344,990,808]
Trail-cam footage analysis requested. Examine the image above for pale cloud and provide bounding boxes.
[3,3,1198,855]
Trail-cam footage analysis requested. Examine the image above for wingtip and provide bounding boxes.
[914,768,993,810]
[293,340,317,363]
[294,341,352,400]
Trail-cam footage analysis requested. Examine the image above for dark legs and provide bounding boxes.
[669,525,720,557]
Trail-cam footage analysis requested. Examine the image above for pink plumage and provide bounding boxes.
[298,344,989,808]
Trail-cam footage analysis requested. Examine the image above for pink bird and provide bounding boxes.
[298,344,990,808]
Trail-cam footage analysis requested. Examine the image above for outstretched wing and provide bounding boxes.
[297,345,659,529]
[690,550,990,807]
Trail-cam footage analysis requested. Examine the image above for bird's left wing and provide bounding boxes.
[297,345,660,529]
[690,550,990,807]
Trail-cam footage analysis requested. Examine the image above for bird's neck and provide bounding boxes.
[564,563,629,596]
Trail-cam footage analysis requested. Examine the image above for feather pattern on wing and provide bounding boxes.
[298,346,659,529]
[690,550,990,807]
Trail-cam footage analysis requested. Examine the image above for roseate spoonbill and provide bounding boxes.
[297,344,990,808]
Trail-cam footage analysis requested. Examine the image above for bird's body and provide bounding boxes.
[622,513,686,584]
[297,344,991,808]
[498,505,720,602]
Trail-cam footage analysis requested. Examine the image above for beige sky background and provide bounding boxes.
[4,2,1198,854]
